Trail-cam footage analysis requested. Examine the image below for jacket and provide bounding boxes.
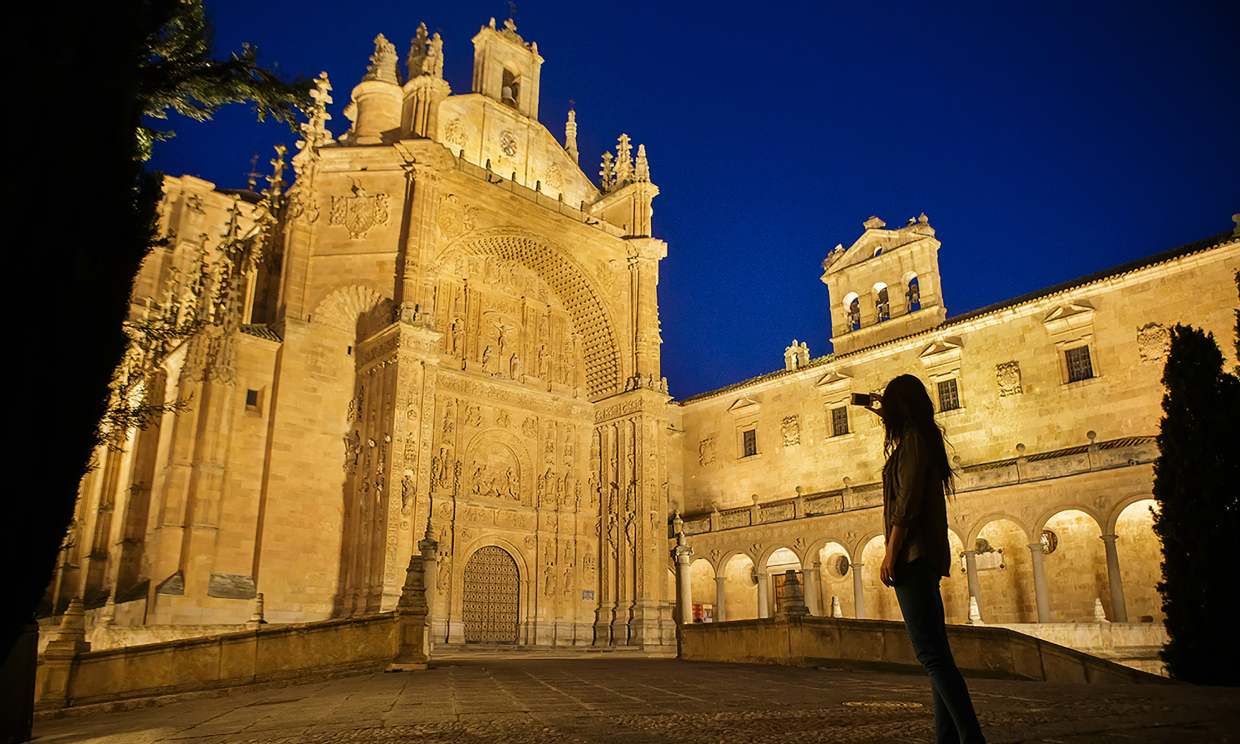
[882,427,952,577]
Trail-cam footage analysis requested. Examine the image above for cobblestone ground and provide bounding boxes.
[33,656,1240,743]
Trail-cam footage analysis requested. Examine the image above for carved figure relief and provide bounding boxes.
[1137,323,1170,363]
[329,182,390,239]
[996,361,1023,397]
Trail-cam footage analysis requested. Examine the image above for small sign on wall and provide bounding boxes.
[581,590,594,601]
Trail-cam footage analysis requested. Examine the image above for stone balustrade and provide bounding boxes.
[680,615,1167,685]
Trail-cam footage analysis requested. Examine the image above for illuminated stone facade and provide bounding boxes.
[50,18,674,649]
[674,215,1239,637]
[47,16,1240,655]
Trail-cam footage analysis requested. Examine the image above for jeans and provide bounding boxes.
[893,558,986,744]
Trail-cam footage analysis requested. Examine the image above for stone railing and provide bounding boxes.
[681,615,1167,685]
[679,435,1157,537]
[36,555,433,714]
[451,155,627,238]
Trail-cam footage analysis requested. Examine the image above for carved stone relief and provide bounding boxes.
[698,437,716,466]
[996,361,1023,397]
[329,182,390,239]
[781,416,801,447]
[1137,323,1170,364]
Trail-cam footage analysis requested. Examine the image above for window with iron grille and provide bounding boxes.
[830,406,849,437]
[1065,345,1094,382]
[937,378,960,412]
[741,428,758,458]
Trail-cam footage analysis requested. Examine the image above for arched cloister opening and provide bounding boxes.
[1040,509,1107,622]
[813,542,852,617]
[973,518,1035,623]
[942,530,968,624]
[764,547,802,616]
[860,536,900,620]
[688,558,717,623]
[1115,499,1162,622]
[721,554,757,621]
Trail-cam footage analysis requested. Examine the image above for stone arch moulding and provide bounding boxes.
[804,537,853,567]
[965,512,1032,548]
[439,227,623,399]
[1031,505,1105,537]
[758,544,803,570]
[1104,493,1158,535]
[309,284,393,337]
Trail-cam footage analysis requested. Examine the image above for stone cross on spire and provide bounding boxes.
[364,34,399,84]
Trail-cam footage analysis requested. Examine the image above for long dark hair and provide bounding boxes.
[880,374,955,496]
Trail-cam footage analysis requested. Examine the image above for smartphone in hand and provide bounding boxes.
[850,392,880,409]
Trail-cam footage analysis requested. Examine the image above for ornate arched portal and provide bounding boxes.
[462,545,520,643]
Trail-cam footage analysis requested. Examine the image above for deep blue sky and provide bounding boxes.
[151,1,1240,399]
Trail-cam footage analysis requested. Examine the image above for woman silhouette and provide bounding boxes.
[871,374,985,743]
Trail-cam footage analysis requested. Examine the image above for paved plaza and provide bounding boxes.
[33,656,1240,743]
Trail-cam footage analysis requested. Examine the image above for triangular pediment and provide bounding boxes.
[919,337,963,367]
[1043,300,1095,324]
[822,223,933,275]
[1043,299,1096,336]
[814,370,852,391]
[727,396,761,416]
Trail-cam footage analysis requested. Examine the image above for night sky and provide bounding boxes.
[150,1,1240,399]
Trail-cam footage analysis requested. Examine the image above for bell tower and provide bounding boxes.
[471,17,543,120]
[821,214,947,355]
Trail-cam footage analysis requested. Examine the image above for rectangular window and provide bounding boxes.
[937,378,961,412]
[830,406,849,437]
[245,389,260,410]
[1065,345,1094,383]
[741,428,758,458]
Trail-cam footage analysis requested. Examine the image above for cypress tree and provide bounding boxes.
[1152,322,1240,684]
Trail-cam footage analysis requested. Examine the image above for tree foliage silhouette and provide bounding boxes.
[1152,313,1240,684]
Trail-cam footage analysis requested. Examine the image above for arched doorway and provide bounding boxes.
[462,546,520,643]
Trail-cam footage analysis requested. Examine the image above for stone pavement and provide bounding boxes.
[33,657,1240,743]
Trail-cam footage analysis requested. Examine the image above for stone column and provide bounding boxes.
[804,561,823,615]
[963,550,982,621]
[419,523,440,648]
[756,570,770,619]
[714,575,727,622]
[1027,543,1052,623]
[1100,534,1128,623]
[851,561,866,619]
[673,535,693,625]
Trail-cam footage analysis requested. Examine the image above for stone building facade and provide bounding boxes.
[50,18,675,649]
[47,15,1239,651]
[674,215,1239,632]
